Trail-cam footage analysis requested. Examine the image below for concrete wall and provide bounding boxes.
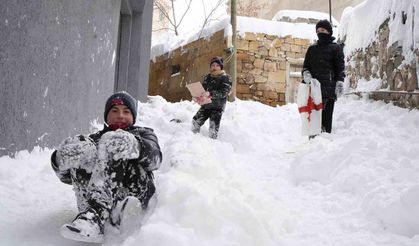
[0,0,154,156]
[115,0,153,102]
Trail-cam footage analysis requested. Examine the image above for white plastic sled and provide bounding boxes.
[297,79,323,136]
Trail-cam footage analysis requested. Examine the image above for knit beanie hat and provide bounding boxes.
[104,91,137,124]
[315,19,333,35]
[210,56,224,69]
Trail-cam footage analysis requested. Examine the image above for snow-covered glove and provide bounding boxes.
[56,135,97,170]
[98,129,140,161]
[303,70,312,84]
[193,91,211,105]
[335,81,344,97]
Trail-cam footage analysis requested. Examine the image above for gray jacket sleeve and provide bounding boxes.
[51,150,72,185]
[130,127,162,172]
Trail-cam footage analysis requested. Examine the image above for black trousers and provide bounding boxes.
[70,158,155,224]
[322,98,335,133]
[192,107,223,139]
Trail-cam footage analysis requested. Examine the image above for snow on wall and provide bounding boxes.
[272,9,339,25]
[339,0,418,63]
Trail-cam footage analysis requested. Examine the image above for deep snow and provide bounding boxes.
[1,92,419,246]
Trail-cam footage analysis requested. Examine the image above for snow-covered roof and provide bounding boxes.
[151,10,341,60]
[237,16,320,40]
[272,9,339,25]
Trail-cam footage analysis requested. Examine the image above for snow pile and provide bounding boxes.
[354,78,383,92]
[1,88,419,245]
[339,0,418,62]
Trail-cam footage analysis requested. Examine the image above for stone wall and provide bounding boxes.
[149,30,312,106]
[344,19,419,109]
[235,33,311,106]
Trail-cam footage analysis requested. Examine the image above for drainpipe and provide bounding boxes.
[229,0,237,101]
[329,0,332,24]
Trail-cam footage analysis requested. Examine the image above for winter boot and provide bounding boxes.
[191,120,201,134]
[60,207,104,243]
[209,120,218,139]
[110,196,143,236]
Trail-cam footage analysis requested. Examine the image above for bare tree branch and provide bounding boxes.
[175,0,193,30]
[153,0,226,37]
[237,0,267,17]
[197,0,225,39]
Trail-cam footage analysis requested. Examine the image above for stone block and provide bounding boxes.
[280,43,291,52]
[249,41,259,51]
[254,58,265,69]
[263,39,273,49]
[257,33,266,40]
[254,74,268,83]
[271,82,286,92]
[291,44,301,53]
[260,47,269,57]
[279,61,286,70]
[237,39,249,51]
[279,93,285,102]
[263,91,279,99]
[264,61,277,72]
[245,32,257,41]
[237,52,250,61]
[266,34,278,40]
[243,61,254,70]
[269,48,278,57]
[249,68,264,75]
[268,70,286,83]
[272,38,285,48]
[236,84,251,94]
[406,65,418,92]
[256,84,272,90]
[284,35,293,44]
[294,38,310,46]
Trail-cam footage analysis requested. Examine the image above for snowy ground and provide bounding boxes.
[1,94,419,246]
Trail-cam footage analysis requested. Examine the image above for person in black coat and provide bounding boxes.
[51,91,162,243]
[302,19,345,133]
[192,56,232,139]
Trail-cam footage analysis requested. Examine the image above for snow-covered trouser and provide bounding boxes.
[192,107,223,139]
[52,136,155,225]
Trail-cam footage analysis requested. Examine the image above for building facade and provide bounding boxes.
[0,0,153,156]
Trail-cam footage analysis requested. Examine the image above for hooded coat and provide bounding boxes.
[302,36,345,99]
[201,70,232,110]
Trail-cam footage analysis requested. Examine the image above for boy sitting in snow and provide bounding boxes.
[51,91,162,243]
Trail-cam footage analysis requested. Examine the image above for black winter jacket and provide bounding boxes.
[202,70,232,110]
[302,37,345,99]
[51,125,162,185]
